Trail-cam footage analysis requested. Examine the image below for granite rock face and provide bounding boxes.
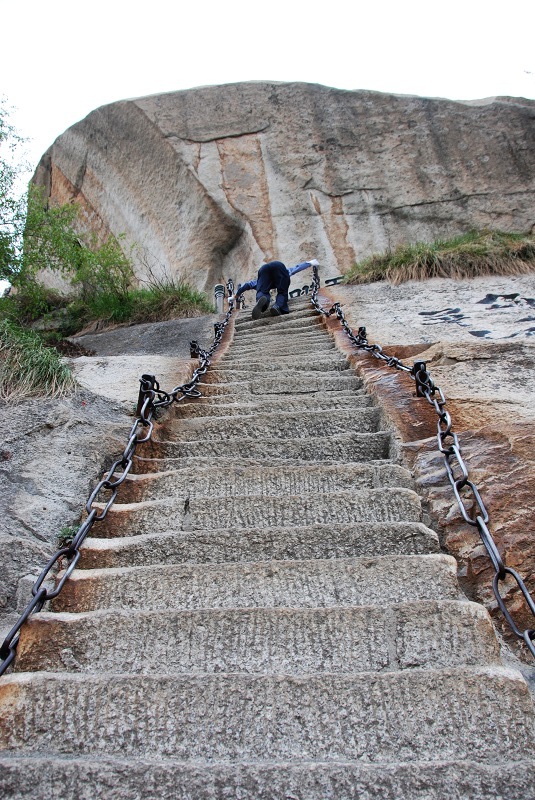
[33,83,535,291]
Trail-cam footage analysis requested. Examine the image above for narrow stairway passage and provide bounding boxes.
[1,296,534,799]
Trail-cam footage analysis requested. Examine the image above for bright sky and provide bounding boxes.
[2,0,535,175]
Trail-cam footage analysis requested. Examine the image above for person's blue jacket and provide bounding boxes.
[235,261,314,299]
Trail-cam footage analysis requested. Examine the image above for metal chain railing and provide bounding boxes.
[0,282,235,677]
[311,265,535,658]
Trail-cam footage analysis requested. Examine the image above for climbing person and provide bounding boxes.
[235,259,319,320]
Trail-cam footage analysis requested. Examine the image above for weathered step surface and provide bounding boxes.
[222,340,338,359]
[15,601,500,674]
[52,554,460,613]
[166,407,380,440]
[210,354,350,374]
[150,431,391,462]
[195,373,363,395]
[229,334,334,353]
[176,390,372,417]
[97,486,421,536]
[2,757,534,800]
[79,521,440,568]
[235,314,324,334]
[1,668,533,762]
[231,328,329,347]
[118,462,413,504]
[235,306,316,323]
[203,367,355,386]
[3,292,533,799]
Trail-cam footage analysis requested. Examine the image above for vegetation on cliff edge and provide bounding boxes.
[345,230,535,285]
[0,100,213,398]
[0,319,75,400]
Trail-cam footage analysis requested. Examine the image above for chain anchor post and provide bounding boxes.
[136,374,156,418]
[412,361,429,397]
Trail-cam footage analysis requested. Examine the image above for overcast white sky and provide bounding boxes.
[2,0,535,175]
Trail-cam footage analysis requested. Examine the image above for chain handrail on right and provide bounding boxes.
[311,265,535,659]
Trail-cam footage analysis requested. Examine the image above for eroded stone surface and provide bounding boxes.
[325,279,535,663]
[34,83,535,291]
[2,290,534,793]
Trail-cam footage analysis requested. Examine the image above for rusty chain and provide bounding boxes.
[0,282,235,677]
[311,265,535,658]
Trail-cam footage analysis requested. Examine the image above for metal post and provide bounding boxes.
[214,284,225,314]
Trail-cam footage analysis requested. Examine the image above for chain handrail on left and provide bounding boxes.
[0,284,235,677]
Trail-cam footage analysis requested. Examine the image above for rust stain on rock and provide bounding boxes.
[217,134,275,258]
[321,286,535,662]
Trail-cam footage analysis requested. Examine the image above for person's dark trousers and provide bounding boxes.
[255,261,291,313]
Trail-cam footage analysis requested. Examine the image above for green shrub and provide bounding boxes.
[345,230,535,285]
[0,319,75,400]
[2,186,214,334]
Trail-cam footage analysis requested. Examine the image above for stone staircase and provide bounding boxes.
[1,297,534,799]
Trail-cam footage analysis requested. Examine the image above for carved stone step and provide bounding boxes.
[205,365,352,385]
[51,554,460,613]
[194,373,363,396]
[230,332,333,351]
[175,391,371,417]
[1,757,533,800]
[97,486,421,537]
[145,431,391,462]
[165,407,380,441]
[222,340,338,360]
[235,306,316,322]
[1,668,533,762]
[80,521,440,568]
[15,601,500,674]
[232,322,327,341]
[117,462,413,504]
[211,355,350,374]
[236,310,322,334]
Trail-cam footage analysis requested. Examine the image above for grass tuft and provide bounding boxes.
[345,230,535,285]
[0,319,75,401]
[62,281,215,334]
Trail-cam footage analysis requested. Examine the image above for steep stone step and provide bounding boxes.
[149,431,391,461]
[222,340,338,360]
[232,325,327,344]
[229,333,333,352]
[1,757,533,800]
[51,554,460,613]
[175,391,372,417]
[15,601,500,674]
[97,486,421,537]
[1,668,532,762]
[117,462,413,504]
[210,356,350,374]
[235,306,316,323]
[165,407,380,440]
[79,521,440,568]
[5,281,531,799]
[206,364,352,384]
[235,314,323,334]
[194,372,363,395]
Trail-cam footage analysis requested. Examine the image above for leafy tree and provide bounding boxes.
[0,97,28,280]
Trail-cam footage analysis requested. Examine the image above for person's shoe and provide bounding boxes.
[252,297,270,320]
[270,305,282,316]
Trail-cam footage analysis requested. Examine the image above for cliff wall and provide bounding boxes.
[33,82,535,291]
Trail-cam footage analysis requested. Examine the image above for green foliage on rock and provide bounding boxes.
[0,100,213,398]
[0,318,75,400]
[2,184,214,332]
[0,97,28,282]
[345,230,535,285]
